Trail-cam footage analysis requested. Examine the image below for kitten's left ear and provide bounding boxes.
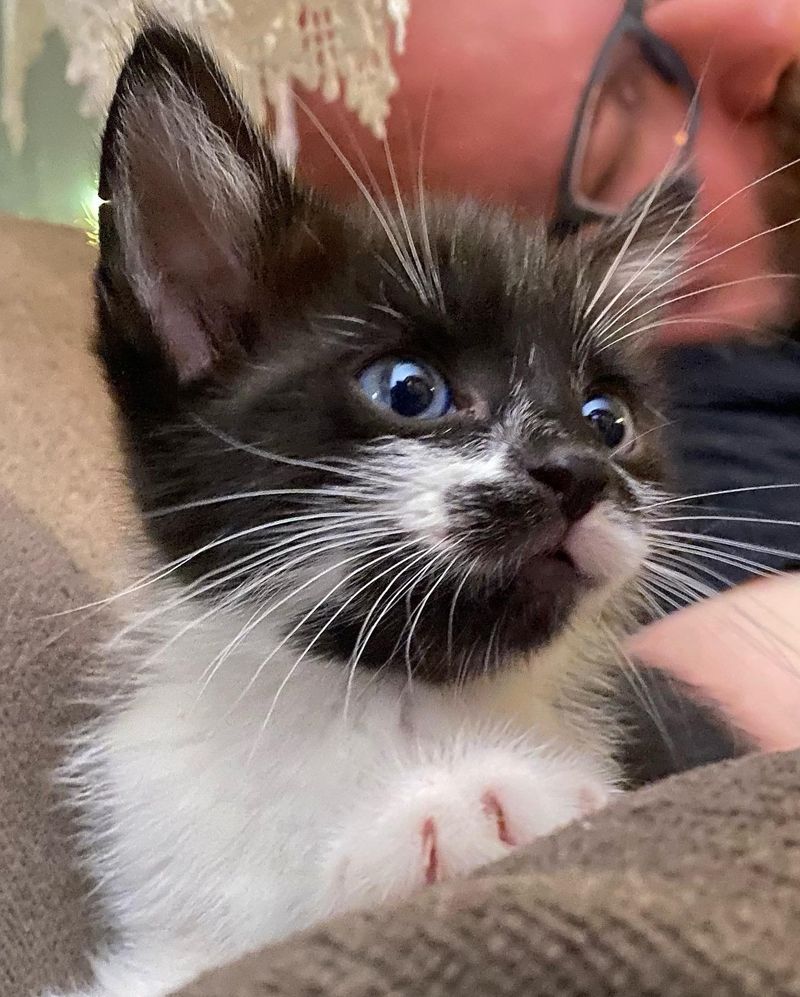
[96,21,340,389]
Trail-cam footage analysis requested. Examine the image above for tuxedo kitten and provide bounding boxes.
[56,23,691,997]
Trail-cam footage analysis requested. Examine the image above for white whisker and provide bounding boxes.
[195,527,407,694]
[585,167,689,322]
[149,527,402,674]
[591,155,800,340]
[343,544,442,717]
[639,482,800,513]
[45,509,391,620]
[292,92,428,302]
[652,529,799,564]
[402,549,456,676]
[446,559,476,666]
[597,273,800,350]
[192,417,382,486]
[649,548,744,592]
[247,540,417,753]
[415,90,445,312]
[383,136,433,308]
[653,514,800,530]
[650,541,778,582]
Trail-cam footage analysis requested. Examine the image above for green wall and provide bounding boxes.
[0,15,100,227]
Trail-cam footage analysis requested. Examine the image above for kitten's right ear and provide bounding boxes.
[583,173,697,319]
[96,22,339,398]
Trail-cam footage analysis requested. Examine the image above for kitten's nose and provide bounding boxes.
[527,452,608,522]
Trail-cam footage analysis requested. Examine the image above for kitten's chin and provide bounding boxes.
[510,552,584,605]
[496,554,585,655]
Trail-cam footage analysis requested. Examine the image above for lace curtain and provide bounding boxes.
[1,0,409,152]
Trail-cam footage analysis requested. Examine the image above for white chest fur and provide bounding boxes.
[56,584,614,997]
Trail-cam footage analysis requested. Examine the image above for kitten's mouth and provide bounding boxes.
[516,547,579,579]
[510,546,585,601]
[462,513,598,624]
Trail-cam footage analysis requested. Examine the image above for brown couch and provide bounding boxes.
[2,211,800,996]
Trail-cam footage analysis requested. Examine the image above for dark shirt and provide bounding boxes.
[666,338,800,581]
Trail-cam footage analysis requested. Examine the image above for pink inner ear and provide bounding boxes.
[135,188,253,383]
[155,291,214,383]
[119,93,259,383]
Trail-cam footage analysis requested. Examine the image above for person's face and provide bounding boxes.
[296,0,800,339]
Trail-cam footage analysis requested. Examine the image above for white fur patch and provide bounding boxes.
[52,577,616,997]
[363,438,507,544]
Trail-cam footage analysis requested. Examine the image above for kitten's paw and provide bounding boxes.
[322,747,611,913]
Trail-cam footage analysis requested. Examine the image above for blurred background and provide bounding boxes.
[0,18,97,227]
[0,0,405,229]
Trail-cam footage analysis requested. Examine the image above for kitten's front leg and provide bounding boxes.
[322,743,612,914]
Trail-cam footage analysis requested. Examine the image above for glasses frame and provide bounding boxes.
[551,0,700,235]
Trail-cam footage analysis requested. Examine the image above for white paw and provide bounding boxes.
[322,746,611,914]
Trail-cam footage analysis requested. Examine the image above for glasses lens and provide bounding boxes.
[570,33,694,215]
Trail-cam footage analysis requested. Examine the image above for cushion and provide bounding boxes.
[0,212,126,585]
[0,488,100,994]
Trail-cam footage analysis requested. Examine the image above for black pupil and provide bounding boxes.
[588,405,625,448]
[390,372,434,417]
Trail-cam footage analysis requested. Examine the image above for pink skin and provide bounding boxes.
[630,574,800,751]
[295,2,800,749]
[298,0,800,341]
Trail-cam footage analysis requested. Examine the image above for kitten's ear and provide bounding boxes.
[584,174,697,320]
[96,22,336,388]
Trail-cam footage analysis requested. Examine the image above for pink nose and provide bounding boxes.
[651,0,800,118]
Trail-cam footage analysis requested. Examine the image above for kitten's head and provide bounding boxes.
[96,24,690,684]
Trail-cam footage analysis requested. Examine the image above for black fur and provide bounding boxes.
[95,24,690,685]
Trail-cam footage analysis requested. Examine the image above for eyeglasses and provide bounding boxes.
[552,0,699,234]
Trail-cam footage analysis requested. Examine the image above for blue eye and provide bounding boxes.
[581,394,633,449]
[358,357,454,420]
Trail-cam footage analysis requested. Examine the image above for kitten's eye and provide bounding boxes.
[358,358,453,420]
[582,394,633,450]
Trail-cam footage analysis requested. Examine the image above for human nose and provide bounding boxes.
[650,0,800,118]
